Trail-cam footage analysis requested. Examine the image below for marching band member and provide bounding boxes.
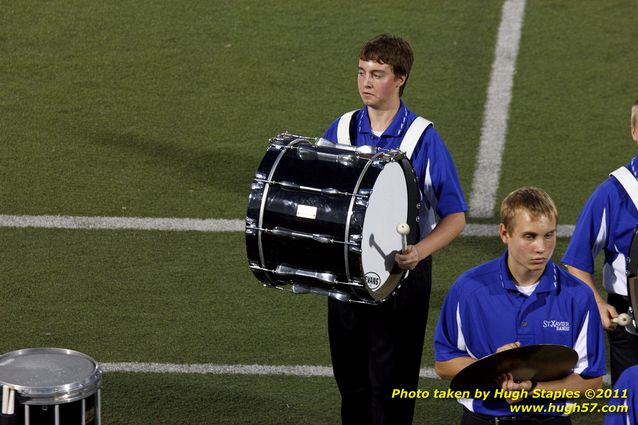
[605,365,638,425]
[562,99,638,384]
[434,187,606,424]
[322,33,467,425]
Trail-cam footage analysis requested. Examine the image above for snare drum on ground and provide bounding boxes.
[0,348,102,425]
[246,133,419,304]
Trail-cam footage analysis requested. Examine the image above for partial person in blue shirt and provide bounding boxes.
[322,34,467,425]
[562,99,638,384]
[605,365,638,425]
[435,187,605,425]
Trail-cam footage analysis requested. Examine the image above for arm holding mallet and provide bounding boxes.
[394,211,466,271]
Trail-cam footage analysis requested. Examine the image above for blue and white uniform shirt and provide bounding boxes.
[323,101,467,240]
[434,252,606,417]
[562,154,638,296]
[605,365,638,425]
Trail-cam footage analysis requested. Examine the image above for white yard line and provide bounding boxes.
[469,0,527,218]
[102,363,335,377]
[0,214,244,232]
[101,362,610,384]
[100,362,438,379]
[0,215,576,237]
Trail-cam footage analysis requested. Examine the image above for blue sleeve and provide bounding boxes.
[412,127,468,218]
[322,116,340,142]
[605,366,638,425]
[434,281,469,361]
[573,287,606,378]
[561,182,611,273]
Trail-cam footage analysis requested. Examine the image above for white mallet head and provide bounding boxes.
[613,313,631,326]
[396,223,410,253]
[396,223,410,235]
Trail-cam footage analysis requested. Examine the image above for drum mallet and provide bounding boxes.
[396,223,410,254]
[613,313,631,326]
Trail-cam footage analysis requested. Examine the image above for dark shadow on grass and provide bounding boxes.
[88,130,265,198]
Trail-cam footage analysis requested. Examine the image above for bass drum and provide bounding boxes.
[246,133,419,304]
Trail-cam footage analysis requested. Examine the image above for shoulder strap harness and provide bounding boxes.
[611,166,638,211]
[336,112,432,160]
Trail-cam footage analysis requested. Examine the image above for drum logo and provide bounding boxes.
[365,272,381,291]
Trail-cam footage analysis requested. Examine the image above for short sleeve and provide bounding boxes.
[572,287,607,378]
[322,116,341,142]
[434,282,469,361]
[562,183,611,273]
[411,127,467,219]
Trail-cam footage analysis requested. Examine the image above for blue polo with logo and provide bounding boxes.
[605,365,638,425]
[434,251,606,416]
[562,155,638,296]
[323,101,467,239]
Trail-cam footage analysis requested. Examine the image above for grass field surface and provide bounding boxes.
[1,0,636,424]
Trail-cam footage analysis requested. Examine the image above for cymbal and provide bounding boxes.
[450,344,578,392]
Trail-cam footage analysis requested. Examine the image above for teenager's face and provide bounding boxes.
[357,59,405,110]
[500,211,556,283]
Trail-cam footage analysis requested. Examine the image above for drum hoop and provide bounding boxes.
[343,150,388,283]
[0,348,102,404]
[257,137,310,284]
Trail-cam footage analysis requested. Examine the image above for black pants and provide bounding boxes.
[328,257,432,425]
[461,409,571,425]
[608,293,638,385]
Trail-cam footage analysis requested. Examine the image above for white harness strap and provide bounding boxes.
[399,117,432,159]
[336,111,432,157]
[611,166,638,211]
[337,110,357,145]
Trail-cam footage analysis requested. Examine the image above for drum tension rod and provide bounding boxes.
[253,178,369,198]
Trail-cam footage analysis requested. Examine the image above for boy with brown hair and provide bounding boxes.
[323,33,467,424]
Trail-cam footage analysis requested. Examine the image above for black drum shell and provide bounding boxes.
[10,392,99,425]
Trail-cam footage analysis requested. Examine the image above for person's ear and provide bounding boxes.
[499,223,509,245]
[395,74,407,88]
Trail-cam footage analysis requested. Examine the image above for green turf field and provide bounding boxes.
[1,0,637,423]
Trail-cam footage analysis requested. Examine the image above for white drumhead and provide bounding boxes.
[0,348,102,404]
[361,162,408,300]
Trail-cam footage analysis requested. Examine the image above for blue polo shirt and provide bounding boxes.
[434,252,606,416]
[562,155,638,296]
[605,365,638,425]
[323,101,467,239]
